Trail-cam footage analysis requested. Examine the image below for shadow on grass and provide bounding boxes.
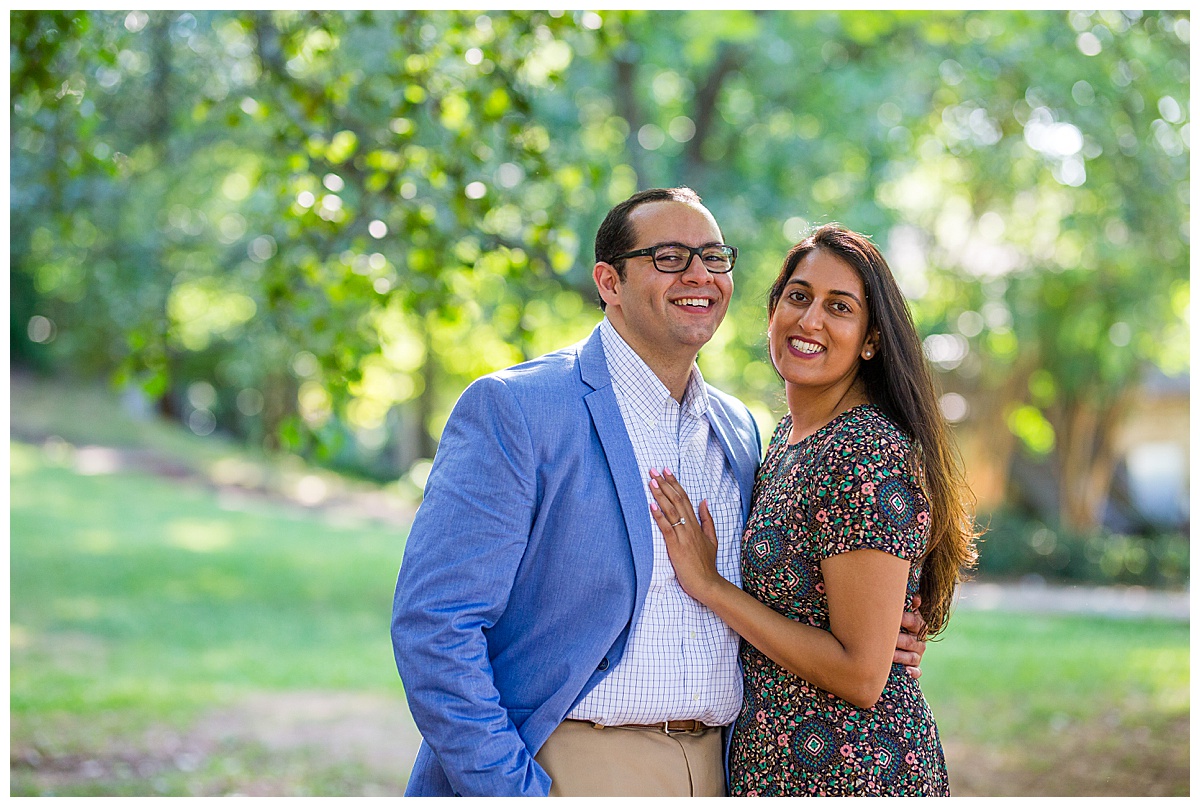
[11,691,421,796]
[944,710,1188,796]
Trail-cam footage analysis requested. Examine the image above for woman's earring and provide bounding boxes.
[864,349,873,359]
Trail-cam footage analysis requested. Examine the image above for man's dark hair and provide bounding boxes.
[592,187,705,310]
[594,187,704,277]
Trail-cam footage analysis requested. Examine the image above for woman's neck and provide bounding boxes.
[785,380,869,444]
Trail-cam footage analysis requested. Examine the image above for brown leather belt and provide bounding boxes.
[570,719,716,734]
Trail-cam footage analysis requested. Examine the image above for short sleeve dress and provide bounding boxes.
[727,405,950,796]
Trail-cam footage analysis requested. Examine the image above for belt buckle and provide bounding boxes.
[663,720,672,735]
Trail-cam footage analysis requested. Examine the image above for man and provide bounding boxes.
[391,188,925,797]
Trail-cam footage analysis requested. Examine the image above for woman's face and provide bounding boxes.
[768,249,876,392]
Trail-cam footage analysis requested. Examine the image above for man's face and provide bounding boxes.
[594,200,733,364]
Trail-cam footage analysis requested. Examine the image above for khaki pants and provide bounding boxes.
[534,719,726,797]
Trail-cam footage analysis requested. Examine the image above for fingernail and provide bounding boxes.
[650,479,659,489]
[649,468,660,478]
[664,468,673,477]
[650,500,659,511]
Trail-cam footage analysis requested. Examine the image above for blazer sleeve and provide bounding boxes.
[391,375,552,797]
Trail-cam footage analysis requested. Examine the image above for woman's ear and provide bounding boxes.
[861,329,880,360]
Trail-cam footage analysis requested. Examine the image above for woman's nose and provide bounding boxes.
[797,304,823,330]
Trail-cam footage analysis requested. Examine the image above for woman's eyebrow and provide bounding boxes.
[786,278,863,305]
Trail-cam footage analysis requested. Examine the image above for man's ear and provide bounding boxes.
[593,261,622,309]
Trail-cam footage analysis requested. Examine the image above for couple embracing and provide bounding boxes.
[392,187,978,797]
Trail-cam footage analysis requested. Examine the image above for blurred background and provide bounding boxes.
[10,10,1189,796]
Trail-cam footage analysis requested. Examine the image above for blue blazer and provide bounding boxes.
[391,325,762,797]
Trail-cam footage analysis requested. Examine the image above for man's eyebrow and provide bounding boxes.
[785,278,863,305]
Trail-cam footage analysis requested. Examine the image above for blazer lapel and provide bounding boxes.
[578,327,654,625]
[707,399,760,520]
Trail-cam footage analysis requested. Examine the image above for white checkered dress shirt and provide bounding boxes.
[566,319,744,727]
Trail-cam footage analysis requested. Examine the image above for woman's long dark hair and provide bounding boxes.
[768,224,979,637]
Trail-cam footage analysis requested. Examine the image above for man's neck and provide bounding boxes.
[604,317,698,403]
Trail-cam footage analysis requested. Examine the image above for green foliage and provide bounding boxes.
[975,508,1189,588]
[10,11,1189,525]
[1006,404,1055,454]
[11,10,607,468]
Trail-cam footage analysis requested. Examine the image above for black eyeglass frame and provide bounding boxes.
[609,242,738,274]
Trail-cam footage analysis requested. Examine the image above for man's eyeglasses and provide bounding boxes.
[610,242,738,274]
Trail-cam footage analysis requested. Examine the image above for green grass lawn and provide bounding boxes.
[9,376,1190,795]
[920,609,1188,794]
[921,605,1185,792]
[922,610,1188,742]
[11,440,407,726]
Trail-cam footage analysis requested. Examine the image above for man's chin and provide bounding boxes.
[675,325,721,352]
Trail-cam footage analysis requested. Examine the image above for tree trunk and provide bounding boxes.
[415,324,439,461]
[612,47,647,187]
[682,41,747,187]
[959,406,1015,513]
[260,370,298,452]
[1054,388,1134,533]
[958,362,1034,513]
[147,13,172,148]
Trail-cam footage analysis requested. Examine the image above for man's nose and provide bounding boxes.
[679,253,715,284]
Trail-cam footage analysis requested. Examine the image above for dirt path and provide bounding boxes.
[957,579,1189,621]
[13,685,1188,796]
[12,692,424,796]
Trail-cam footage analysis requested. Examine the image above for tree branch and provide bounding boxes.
[612,44,648,187]
[683,41,746,179]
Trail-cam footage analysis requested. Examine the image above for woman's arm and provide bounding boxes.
[649,469,910,709]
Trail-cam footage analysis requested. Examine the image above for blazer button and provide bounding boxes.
[597,657,609,671]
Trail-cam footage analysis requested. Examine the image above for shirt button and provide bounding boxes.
[597,657,609,671]
[690,631,696,639]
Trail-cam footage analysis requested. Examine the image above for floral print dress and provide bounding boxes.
[728,405,950,796]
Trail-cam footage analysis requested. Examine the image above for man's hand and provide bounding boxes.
[893,596,927,679]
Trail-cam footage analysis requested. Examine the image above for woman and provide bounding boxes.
[647,224,978,796]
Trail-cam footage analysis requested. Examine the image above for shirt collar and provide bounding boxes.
[599,318,711,427]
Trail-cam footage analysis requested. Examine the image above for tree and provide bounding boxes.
[11,11,608,471]
[563,10,1189,531]
[866,10,1189,530]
